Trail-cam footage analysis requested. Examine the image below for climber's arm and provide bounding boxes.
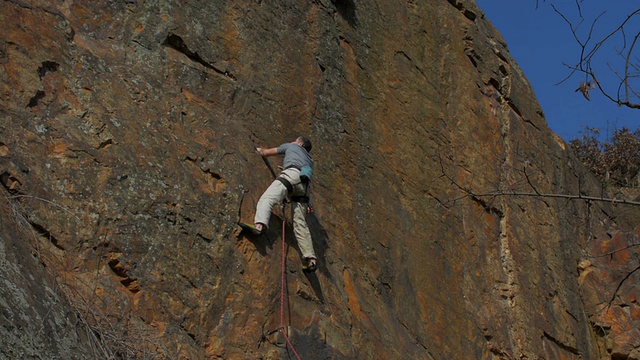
[256,147,278,157]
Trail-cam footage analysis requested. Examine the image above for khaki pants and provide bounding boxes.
[254,168,316,259]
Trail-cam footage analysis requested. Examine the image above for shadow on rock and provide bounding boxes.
[303,271,324,304]
[333,0,358,28]
[308,213,331,279]
[236,217,284,256]
[304,213,332,303]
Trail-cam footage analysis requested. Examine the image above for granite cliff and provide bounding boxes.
[1,0,639,359]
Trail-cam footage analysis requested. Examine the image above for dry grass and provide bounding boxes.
[1,188,170,359]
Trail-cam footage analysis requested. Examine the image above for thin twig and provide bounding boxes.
[452,189,640,206]
[441,163,640,207]
[7,194,81,221]
[608,264,640,306]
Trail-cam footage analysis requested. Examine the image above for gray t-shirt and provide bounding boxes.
[278,143,313,169]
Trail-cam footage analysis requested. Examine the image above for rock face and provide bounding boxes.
[1,0,638,358]
[0,195,92,359]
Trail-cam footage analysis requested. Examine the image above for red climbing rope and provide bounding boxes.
[259,155,301,358]
[279,203,302,360]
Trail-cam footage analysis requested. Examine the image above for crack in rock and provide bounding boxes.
[162,33,235,80]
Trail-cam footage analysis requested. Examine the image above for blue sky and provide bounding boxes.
[476,1,639,141]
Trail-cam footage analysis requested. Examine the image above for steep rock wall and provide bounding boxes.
[0,0,636,358]
[0,193,93,359]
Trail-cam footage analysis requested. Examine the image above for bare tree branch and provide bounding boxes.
[551,4,640,109]
[439,162,640,207]
[436,146,640,210]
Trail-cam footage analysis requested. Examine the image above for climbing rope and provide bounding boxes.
[259,154,302,358]
[279,203,302,360]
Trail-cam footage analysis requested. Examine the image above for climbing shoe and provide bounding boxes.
[238,222,263,236]
[302,258,317,273]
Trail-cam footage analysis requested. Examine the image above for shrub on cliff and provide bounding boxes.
[569,127,640,188]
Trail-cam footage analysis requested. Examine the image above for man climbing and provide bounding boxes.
[240,136,318,272]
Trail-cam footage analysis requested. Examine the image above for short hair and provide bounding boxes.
[298,136,312,153]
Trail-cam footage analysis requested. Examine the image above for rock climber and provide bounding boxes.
[240,136,317,272]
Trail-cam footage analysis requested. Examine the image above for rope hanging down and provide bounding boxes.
[260,154,301,359]
[280,203,301,360]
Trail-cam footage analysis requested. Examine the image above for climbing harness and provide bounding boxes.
[276,176,294,194]
[276,170,310,204]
